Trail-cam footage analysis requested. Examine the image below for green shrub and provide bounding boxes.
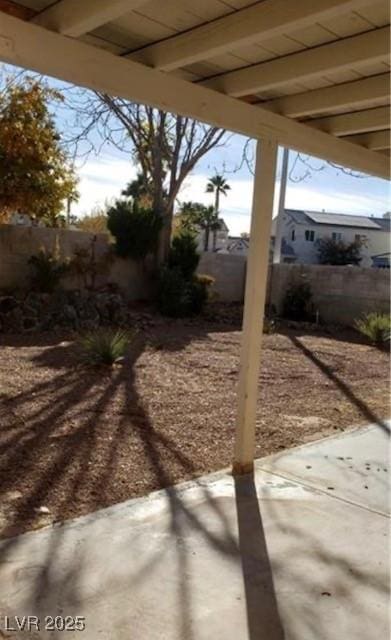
[107,199,162,260]
[168,231,200,279]
[282,280,313,321]
[157,231,213,317]
[317,237,363,265]
[355,313,391,345]
[157,268,211,317]
[79,328,133,365]
[29,249,69,293]
[157,267,192,317]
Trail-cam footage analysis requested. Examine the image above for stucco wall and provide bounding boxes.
[268,263,390,325]
[0,224,149,300]
[198,252,246,302]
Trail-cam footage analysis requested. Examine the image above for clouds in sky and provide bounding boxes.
[2,62,389,234]
[74,157,138,214]
[72,154,391,236]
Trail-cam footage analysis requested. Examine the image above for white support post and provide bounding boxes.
[233,138,278,475]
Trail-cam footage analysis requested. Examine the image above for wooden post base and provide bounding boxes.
[232,461,254,476]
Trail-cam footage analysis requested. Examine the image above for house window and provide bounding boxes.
[332,232,342,241]
[305,230,315,242]
[291,229,295,241]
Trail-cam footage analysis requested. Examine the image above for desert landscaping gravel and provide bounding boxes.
[0,319,389,538]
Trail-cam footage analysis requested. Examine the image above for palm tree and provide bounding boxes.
[178,201,219,251]
[206,174,231,250]
[122,172,153,207]
[178,201,205,234]
[199,205,220,252]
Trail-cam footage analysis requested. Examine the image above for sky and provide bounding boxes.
[2,63,390,236]
[75,139,390,236]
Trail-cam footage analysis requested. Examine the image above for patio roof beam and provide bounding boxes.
[32,0,147,37]
[129,0,374,71]
[233,138,278,474]
[0,11,388,179]
[262,74,390,118]
[343,130,391,150]
[200,27,390,97]
[307,106,391,136]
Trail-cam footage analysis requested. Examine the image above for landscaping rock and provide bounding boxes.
[63,304,78,326]
[0,295,19,314]
[0,288,137,334]
[35,506,50,514]
[79,302,100,330]
[2,305,24,332]
[23,316,38,332]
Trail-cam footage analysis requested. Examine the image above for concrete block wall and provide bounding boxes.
[268,263,390,325]
[198,252,246,302]
[0,224,149,300]
[0,225,389,323]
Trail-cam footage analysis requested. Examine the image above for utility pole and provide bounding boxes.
[273,147,289,264]
[66,196,71,227]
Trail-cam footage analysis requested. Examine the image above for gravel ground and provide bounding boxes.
[0,320,389,538]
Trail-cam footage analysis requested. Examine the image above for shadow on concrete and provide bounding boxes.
[289,335,390,435]
[1,326,386,637]
[235,474,285,640]
[0,331,285,639]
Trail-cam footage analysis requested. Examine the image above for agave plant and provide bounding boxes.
[79,328,133,365]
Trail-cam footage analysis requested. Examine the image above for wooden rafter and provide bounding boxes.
[32,0,147,37]
[308,106,391,136]
[0,10,388,179]
[0,0,34,20]
[200,27,390,97]
[129,0,375,71]
[343,130,391,150]
[263,74,390,118]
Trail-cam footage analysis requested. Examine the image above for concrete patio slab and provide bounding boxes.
[0,423,389,640]
[257,422,390,514]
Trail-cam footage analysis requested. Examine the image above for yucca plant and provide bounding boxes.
[29,249,69,292]
[355,313,391,345]
[79,328,133,365]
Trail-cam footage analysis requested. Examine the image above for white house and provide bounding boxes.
[273,209,391,268]
[10,213,45,227]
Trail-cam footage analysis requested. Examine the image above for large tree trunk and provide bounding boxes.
[157,217,171,263]
[157,202,175,264]
[204,227,210,252]
[84,97,227,262]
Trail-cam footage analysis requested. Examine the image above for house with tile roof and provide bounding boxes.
[272,209,391,268]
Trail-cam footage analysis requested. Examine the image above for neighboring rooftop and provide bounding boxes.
[285,209,391,231]
[228,236,249,245]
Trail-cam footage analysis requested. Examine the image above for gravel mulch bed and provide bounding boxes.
[0,319,389,538]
